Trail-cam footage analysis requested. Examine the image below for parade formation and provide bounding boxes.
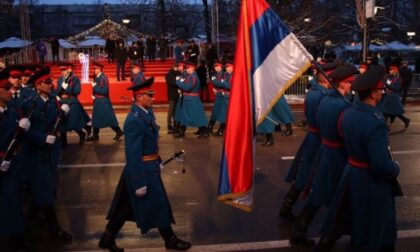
[0,0,419,252]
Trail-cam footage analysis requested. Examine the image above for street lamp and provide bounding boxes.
[304,18,311,23]
[407,31,416,38]
[122,18,130,25]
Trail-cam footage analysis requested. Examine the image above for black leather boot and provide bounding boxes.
[289,204,319,247]
[207,119,215,134]
[398,115,410,128]
[174,126,186,138]
[76,130,86,145]
[281,124,293,136]
[45,205,72,243]
[167,124,174,134]
[85,124,92,138]
[112,127,124,140]
[165,236,192,250]
[98,231,124,252]
[87,128,99,141]
[261,133,274,147]
[279,184,301,221]
[214,123,225,136]
[197,126,209,139]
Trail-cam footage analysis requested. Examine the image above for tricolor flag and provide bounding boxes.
[218,0,313,211]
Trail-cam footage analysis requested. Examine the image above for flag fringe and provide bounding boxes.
[256,60,312,126]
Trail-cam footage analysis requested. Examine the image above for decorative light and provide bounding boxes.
[122,18,130,24]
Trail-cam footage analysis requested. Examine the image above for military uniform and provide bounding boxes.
[0,82,26,237]
[88,63,123,141]
[99,77,191,252]
[280,62,337,222]
[57,63,87,146]
[318,66,399,251]
[174,62,208,138]
[208,61,231,136]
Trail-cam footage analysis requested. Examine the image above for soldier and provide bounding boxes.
[0,70,32,251]
[174,61,209,138]
[380,64,410,128]
[280,62,335,221]
[87,62,123,141]
[289,64,356,246]
[56,62,87,147]
[99,77,191,252]
[8,66,37,109]
[25,67,73,242]
[317,65,400,251]
[131,62,146,84]
[358,63,368,75]
[207,60,229,136]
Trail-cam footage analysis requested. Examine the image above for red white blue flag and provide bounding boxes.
[218,0,313,211]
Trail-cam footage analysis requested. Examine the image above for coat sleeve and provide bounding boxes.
[367,122,400,178]
[124,117,148,191]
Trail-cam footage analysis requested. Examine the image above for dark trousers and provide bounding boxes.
[148,50,155,62]
[167,99,177,127]
[160,48,166,61]
[107,52,115,63]
[93,127,122,136]
[116,61,126,81]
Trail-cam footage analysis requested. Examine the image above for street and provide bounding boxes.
[4,104,420,252]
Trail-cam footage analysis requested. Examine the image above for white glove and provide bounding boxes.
[211,76,216,80]
[221,79,225,82]
[18,118,31,132]
[180,78,185,82]
[176,76,181,81]
[61,104,70,114]
[91,95,96,100]
[46,135,56,144]
[92,81,97,87]
[61,82,68,89]
[135,186,147,197]
[386,79,391,85]
[0,160,11,172]
[308,76,313,81]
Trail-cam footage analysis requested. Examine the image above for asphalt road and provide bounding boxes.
[1,104,420,252]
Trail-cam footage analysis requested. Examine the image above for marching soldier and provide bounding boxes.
[56,62,87,147]
[380,64,410,128]
[0,70,32,251]
[280,62,335,221]
[174,61,208,138]
[87,62,123,141]
[207,60,232,136]
[25,67,73,242]
[99,77,191,251]
[318,65,400,251]
[289,64,356,246]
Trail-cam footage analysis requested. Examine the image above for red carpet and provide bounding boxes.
[49,59,215,106]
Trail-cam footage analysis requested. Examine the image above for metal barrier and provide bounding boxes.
[285,75,308,96]
[408,74,420,97]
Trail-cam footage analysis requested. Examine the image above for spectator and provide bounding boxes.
[196,60,209,102]
[158,34,168,61]
[36,39,47,65]
[105,36,116,63]
[114,41,128,81]
[51,37,60,63]
[146,36,156,62]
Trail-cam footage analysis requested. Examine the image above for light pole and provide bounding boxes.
[407,31,416,40]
